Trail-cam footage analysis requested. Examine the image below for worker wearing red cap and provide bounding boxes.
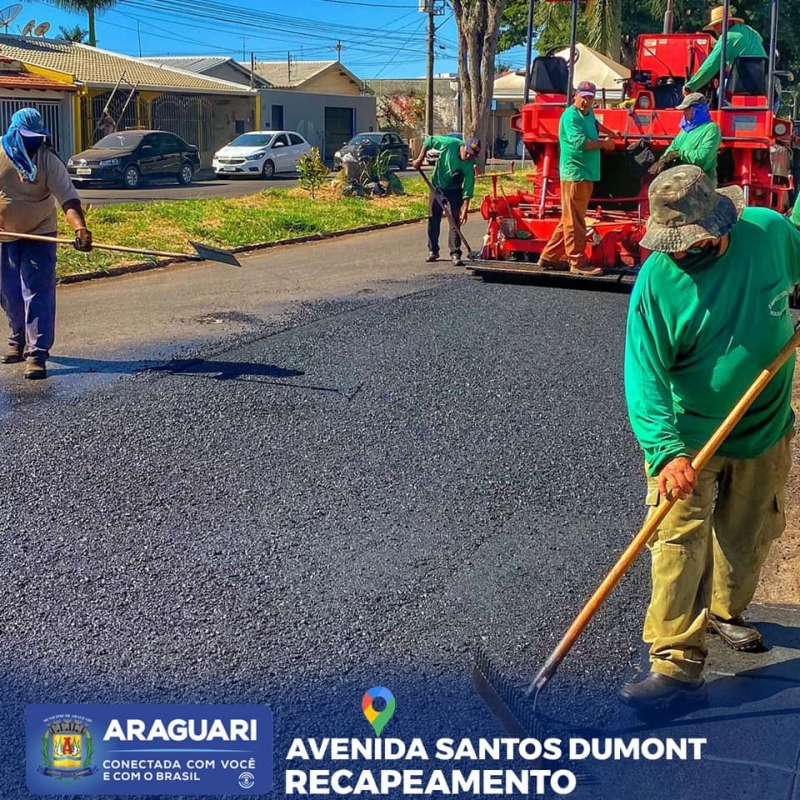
[538,81,616,276]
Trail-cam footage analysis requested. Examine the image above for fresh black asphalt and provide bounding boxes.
[4,260,795,798]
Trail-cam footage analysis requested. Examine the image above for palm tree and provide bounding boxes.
[58,24,89,42]
[51,0,117,46]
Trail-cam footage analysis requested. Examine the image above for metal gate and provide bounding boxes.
[324,107,355,160]
[151,94,211,154]
[0,98,64,154]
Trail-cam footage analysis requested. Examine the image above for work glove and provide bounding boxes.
[647,150,681,176]
[74,227,93,252]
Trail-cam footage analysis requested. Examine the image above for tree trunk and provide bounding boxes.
[451,0,506,167]
[88,6,96,46]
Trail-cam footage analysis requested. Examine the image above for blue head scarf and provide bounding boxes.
[2,108,49,182]
[680,103,712,133]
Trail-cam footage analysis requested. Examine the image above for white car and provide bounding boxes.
[212,130,311,179]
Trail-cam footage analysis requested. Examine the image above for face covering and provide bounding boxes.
[21,135,43,155]
[1,108,48,181]
[670,240,721,271]
[681,103,712,133]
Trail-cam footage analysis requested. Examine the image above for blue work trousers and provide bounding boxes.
[0,236,57,360]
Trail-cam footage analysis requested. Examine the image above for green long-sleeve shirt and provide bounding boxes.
[423,135,475,200]
[625,206,800,476]
[558,105,601,182]
[790,191,800,226]
[685,23,767,91]
[664,121,722,185]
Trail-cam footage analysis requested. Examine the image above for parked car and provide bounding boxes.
[212,131,311,179]
[67,130,200,189]
[333,132,409,171]
[425,132,463,166]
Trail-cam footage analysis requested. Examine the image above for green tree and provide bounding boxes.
[498,0,800,74]
[51,0,117,46]
[58,24,89,42]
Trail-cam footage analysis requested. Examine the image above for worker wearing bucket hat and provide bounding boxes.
[621,165,800,717]
[684,5,766,94]
[0,108,92,379]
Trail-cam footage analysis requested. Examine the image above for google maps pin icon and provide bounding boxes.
[362,687,396,737]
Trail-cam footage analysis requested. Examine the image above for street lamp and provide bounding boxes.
[419,0,445,135]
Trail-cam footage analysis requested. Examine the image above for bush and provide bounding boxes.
[296,147,330,198]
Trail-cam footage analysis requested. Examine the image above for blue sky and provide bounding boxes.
[9,0,528,80]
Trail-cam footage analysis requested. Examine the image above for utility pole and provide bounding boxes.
[336,40,342,62]
[420,0,445,136]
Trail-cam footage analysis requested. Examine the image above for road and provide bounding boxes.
[76,169,417,206]
[0,225,793,799]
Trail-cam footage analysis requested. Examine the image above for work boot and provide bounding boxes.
[425,251,439,263]
[620,672,706,718]
[538,258,568,271]
[23,357,47,380]
[1,345,23,364]
[451,252,464,267]
[708,614,764,652]
[569,262,604,277]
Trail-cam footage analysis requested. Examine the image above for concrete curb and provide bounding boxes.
[57,216,426,285]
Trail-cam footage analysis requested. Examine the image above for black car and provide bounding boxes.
[67,130,201,189]
[333,132,409,171]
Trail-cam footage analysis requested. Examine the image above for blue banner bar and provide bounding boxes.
[26,703,272,795]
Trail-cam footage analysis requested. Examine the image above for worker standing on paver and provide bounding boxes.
[538,81,616,276]
[411,135,481,267]
[649,93,721,186]
[684,5,767,95]
[0,108,92,380]
[621,165,800,717]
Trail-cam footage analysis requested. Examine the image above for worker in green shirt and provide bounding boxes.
[649,93,721,185]
[538,80,616,276]
[411,135,480,267]
[789,190,800,227]
[684,5,767,95]
[621,165,800,718]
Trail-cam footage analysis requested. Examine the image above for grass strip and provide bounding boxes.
[55,173,533,280]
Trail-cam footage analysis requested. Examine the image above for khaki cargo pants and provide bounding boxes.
[643,430,794,682]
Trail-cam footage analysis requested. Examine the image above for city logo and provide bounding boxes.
[361,687,395,737]
[37,715,99,782]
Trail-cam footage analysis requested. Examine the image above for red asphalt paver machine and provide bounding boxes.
[471,0,797,297]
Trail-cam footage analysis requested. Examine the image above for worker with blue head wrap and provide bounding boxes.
[0,108,92,379]
[648,93,722,186]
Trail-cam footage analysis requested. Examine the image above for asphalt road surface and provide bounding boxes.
[0,226,734,798]
[77,169,417,206]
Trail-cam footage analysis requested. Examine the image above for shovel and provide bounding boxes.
[0,231,241,266]
[474,319,800,736]
[416,167,478,259]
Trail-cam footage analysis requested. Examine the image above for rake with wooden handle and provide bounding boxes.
[0,230,241,266]
[474,319,800,735]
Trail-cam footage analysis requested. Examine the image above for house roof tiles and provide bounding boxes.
[0,35,256,94]
[246,59,363,90]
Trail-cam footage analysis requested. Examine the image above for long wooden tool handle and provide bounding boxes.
[527,322,800,695]
[0,230,197,260]
[416,167,475,255]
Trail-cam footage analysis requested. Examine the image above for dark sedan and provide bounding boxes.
[333,132,409,171]
[67,130,201,189]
